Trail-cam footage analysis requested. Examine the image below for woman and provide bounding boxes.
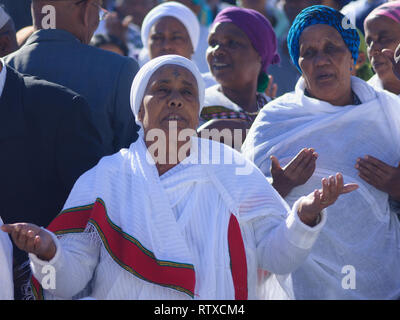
[364,1,400,95]
[2,55,355,300]
[198,7,280,149]
[242,5,400,299]
[0,217,13,300]
[138,2,202,69]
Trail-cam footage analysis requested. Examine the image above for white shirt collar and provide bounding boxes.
[0,59,7,99]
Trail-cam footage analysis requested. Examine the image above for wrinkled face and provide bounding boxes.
[365,15,400,83]
[148,16,194,59]
[138,65,200,135]
[299,24,354,104]
[206,22,262,90]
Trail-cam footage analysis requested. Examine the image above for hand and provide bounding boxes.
[265,75,278,99]
[382,45,400,80]
[355,155,400,201]
[297,173,359,227]
[271,148,318,198]
[1,223,56,261]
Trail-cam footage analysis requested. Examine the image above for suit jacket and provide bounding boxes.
[0,66,105,271]
[5,29,140,154]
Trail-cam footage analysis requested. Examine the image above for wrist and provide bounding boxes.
[272,178,294,198]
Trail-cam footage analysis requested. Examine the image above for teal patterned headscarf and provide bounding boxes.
[287,5,360,73]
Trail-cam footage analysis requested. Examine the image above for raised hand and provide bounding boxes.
[355,155,400,201]
[265,74,278,100]
[271,148,318,198]
[297,173,359,227]
[1,223,56,261]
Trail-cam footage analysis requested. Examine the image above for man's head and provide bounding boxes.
[0,6,18,57]
[31,0,105,44]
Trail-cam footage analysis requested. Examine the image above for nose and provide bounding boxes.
[313,51,330,67]
[368,40,383,58]
[167,91,183,109]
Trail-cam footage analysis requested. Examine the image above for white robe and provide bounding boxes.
[0,217,13,300]
[29,137,325,300]
[242,76,400,299]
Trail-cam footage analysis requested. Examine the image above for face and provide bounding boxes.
[138,65,200,136]
[365,15,400,83]
[298,24,354,104]
[148,16,194,59]
[206,22,262,90]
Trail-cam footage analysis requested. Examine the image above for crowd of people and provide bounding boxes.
[0,0,399,300]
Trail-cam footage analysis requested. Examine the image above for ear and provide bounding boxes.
[137,104,144,123]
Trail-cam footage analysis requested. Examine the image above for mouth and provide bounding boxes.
[315,73,335,82]
[212,62,231,71]
[372,60,387,71]
[162,114,187,123]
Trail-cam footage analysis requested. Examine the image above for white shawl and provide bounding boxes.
[0,217,13,300]
[242,76,400,299]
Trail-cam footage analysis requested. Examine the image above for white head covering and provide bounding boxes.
[141,1,200,52]
[0,7,10,29]
[130,54,205,123]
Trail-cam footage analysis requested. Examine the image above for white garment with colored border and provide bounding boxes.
[0,217,14,300]
[30,137,326,300]
[242,76,400,299]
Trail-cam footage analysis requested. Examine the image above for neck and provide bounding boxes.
[220,83,258,113]
[382,78,400,95]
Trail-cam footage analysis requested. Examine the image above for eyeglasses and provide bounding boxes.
[75,0,109,21]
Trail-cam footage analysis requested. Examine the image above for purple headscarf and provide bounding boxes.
[213,7,280,74]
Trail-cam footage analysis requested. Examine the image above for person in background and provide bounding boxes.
[0,6,18,57]
[91,33,129,56]
[5,0,140,156]
[97,0,159,60]
[364,1,400,95]
[242,5,400,299]
[237,0,289,40]
[198,7,280,150]
[268,0,322,97]
[341,0,387,34]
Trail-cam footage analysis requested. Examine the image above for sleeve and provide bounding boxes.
[0,217,14,300]
[111,57,140,151]
[55,95,106,198]
[29,229,100,299]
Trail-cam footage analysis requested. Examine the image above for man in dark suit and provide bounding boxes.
[0,60,106,299]
[5,0,140,155]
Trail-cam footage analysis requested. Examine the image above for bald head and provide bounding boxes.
[31,0,102,44]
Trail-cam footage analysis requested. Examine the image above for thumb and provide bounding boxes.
[0,224,13,233]
[270,155,282,173]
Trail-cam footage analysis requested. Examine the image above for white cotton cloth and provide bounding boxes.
[130,54,205,121]
[0,59,7,98]
[0,217,14,300]
[30,136,327,300]
[242,76,400,299]
[0,7,10,30]
[141,1,200,52]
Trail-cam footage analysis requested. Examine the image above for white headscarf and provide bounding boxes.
[141,1,200,52]
[0,7,10,29]
[130,54,205,122]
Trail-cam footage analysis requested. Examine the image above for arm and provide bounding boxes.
[1,223,99,299]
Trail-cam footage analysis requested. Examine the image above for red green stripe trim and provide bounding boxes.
[44,198,196,298]
[228,214,248,300]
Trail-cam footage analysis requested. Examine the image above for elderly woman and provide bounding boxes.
[198,7,280,149]
[242,5,400,299]
[365,1,400,95]
[138,2,203,69]
[1,55,356,300]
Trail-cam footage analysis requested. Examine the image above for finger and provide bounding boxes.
[271,83,278,99]
[358,172,378,187]
[382,49,396,66]
[270,155,282,173]
[320,177,330,203]
[356,158,386,179]
[25,230,39,253]
[33,235,42,253]
[285,148,311,173]
[0,224,14,234]
[340,183,359,194]
[363,155,392,173]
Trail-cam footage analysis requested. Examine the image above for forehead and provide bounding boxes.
[364,15,400,35]
[209,22,251,42]
[299,24,344,46]
[151,16,188,33]
[147,65,197,86]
